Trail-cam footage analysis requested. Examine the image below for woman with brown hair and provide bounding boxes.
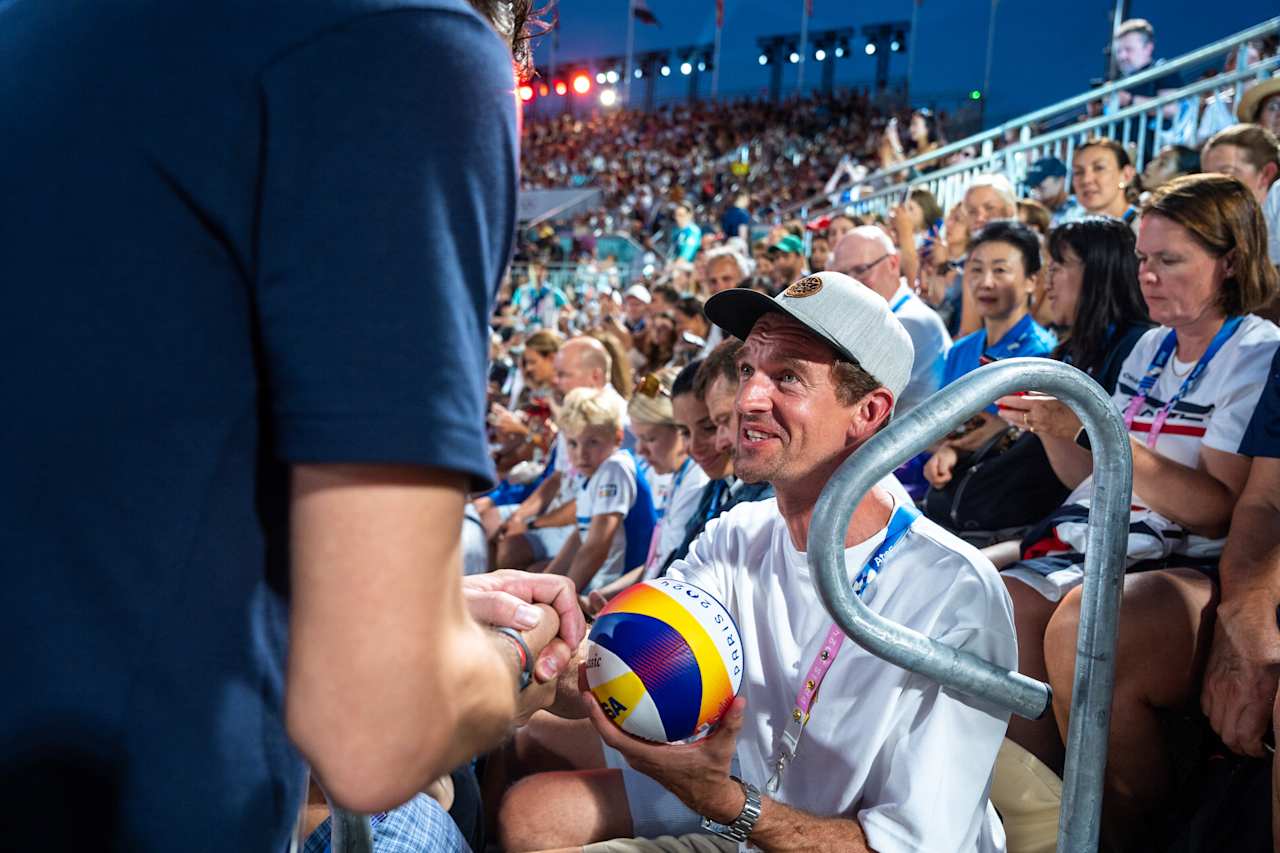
[1071,137,1139,224]
[995,174,1280,845]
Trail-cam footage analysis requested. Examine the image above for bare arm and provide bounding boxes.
[286,464,519,812]
[544,529,582,577]
[532,499,577,530]
[512,470,562,521]
[1203,456,1280,756]
[749,799,875,853]
[1131,443,1250,537]
[562,513,623,591]
[1037,434,1094,490]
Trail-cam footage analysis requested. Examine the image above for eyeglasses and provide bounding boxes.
[635,372,670,398]
[840,254,890,279]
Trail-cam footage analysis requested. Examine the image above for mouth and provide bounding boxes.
[740,422,783,448]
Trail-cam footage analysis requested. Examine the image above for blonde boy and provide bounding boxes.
[547,388,656,593]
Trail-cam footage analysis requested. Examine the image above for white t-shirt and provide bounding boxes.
[667,498,1015,853]
[1066,315,1280,551]
[890,280,952,414]
[551,384,630,512]
[576,448,638,591]
[645,458,711,579]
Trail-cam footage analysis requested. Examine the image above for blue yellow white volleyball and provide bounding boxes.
[585,578,743,743]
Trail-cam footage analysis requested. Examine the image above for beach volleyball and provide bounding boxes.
[585,578,743,743]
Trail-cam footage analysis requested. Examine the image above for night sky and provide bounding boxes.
[530,1,1277,126]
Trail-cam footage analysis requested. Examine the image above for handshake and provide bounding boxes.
[464,569,589,724]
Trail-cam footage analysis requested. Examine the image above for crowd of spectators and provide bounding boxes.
[467,26,1280,850]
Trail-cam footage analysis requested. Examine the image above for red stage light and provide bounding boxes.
[518,84,534,102]
[538,83,550,97]
[553,80,567,96]
[571,73,591,95]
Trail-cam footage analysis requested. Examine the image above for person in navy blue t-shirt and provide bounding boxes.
[0,2,583,849]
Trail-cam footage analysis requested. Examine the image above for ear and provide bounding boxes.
[1260,161,1279,189]
[1122,164,1137,185]
[846,387,896,445]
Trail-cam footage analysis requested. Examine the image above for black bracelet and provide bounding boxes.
[1074,426,1092,451]
[494,627,534,691]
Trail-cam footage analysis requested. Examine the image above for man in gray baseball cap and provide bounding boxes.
[503,269,1015,853]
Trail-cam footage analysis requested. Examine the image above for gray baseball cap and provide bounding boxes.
[704,271,915,405]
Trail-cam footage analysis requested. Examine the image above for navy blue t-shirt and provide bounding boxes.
[0,2,516,849]
[1240,348,1280,459]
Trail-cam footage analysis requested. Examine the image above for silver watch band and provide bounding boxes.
[699,776,762,843]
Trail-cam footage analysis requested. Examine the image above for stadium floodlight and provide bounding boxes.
[788,51,799,64]
[864,42,876,56]
[554,79,567,95]
[697,60,706,72]
[599,88,618,107]
[680,61,692,75]
[834,45,845,58]
[606,69,620,84]
[595,72,607,85]
[814,48,826,62]
[660,64,671,76]
[572,72,591,94]
[890,39,901,52]
[538,83,550,96]
[758,53,769,65]
[635,67,643,78]
[518,84,534,102]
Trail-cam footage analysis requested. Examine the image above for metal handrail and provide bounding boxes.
[810,53,1280,222]
[776,15,1279,221]
[808,358,1133,853]
[329,799,374,853]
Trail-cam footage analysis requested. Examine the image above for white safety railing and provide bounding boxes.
[778,16,1279,223]
[828,53,1280,221]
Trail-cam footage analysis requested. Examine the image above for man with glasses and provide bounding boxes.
[832,227,951,414]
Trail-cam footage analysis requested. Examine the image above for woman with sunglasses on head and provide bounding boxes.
[996,174,1280,846]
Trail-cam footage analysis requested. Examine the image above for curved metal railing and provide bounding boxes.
[809,358,1132,853]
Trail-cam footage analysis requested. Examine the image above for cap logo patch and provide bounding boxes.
[783,276,823,298]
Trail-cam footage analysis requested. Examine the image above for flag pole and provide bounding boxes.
[906,0,920,103]
[796,0,809,95]
[712,5,722,99]
[624,0,636,105]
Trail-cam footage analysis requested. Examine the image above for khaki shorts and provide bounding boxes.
[582,833,737,853]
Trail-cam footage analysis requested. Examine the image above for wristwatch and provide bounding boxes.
[700,776,762,843]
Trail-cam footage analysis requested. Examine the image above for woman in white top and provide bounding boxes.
[996,174,1280,845]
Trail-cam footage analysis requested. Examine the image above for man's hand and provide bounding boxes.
[496,514,529,540]
[1201,595,1280,757]
[503,603,563,726]
[584,678,748,824]
[464,570,586,682]
[924,445,960,489]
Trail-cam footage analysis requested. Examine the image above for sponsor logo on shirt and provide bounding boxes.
[598,484,619,499]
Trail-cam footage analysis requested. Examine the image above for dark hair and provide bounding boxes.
[466,0,550,83]
[1077,137,1132,171]
[831,361,883,408]
[651,284,681,304]
[1204,124,1280,174]
[673,359,703,398]
[693,339,742,401]
[910,109,942,149]
[908,188,944,228]
[1143,173,1280,316]
[676,295,706,320]
[967,219,1042,276]
[1047,218,1150,376]
[1168,144,1201,175]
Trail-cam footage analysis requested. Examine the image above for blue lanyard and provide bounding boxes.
[889,293,910,313]
[1122,317,1243,447]
[704,479,728,522]
[850,504,921,596]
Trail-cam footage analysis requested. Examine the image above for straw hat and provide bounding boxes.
[1237,77,1280,124]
